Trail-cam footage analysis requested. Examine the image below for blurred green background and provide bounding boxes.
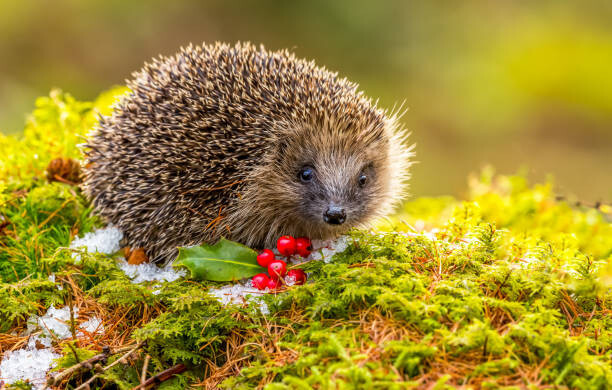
[1,0,611,201]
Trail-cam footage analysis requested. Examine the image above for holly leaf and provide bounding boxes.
[173,238,264,281]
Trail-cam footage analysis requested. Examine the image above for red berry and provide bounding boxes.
[257,249,275,267]
[277,236,297,257]
[251,273,269,290]
[267,278,282,290]
[295,237,312,257]
[267,260,287,279]
[287,268,307,285]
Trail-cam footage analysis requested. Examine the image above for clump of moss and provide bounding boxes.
[0,87,127,283]
[0,89,610,389]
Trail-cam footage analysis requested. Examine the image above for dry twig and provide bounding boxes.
[132,364,187,390]
[74,342,145,390]
[140,354,151,385]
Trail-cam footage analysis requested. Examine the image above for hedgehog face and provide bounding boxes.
[294,158,380,230]
[227,112,411,249]
[258,118,395,240]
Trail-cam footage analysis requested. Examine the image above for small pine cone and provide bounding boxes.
[46,157,82,184]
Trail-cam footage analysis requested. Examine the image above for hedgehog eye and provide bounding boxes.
[358,173,367,187]
[298,166,315,183]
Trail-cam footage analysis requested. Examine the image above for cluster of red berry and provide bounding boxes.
[251,236,311,290]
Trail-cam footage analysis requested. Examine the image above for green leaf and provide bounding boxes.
[173,238,264,281]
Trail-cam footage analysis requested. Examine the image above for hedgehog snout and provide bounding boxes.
[323,205,346,225]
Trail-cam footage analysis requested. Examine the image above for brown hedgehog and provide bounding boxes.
[83,42,413,264]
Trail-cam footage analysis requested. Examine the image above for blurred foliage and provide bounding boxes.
[0,87,128,182]
[0,0,610,200]
[386,167,612,262]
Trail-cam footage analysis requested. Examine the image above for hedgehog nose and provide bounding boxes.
[324,206,346,225]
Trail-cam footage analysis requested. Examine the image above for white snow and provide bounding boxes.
[70,225,186,284]
[1,305,85,389]
[0,306,109,388]
[30,305,78,347]
[0,348,60,389]
[117,259,186,284]
[78,316,104,336]
[308,235,351,263]
[70,225,123,260]
[208,281,269,315]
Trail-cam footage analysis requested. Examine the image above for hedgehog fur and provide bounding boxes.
[83,42,413,264]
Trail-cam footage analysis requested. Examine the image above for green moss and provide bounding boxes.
[0,89,610,389]
[0,278,62,332]
[0,180,97,282]
[54,344,98,369]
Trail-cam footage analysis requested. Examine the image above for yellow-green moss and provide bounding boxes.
[0,90,610,389]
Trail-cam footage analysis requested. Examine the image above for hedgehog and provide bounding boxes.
[83,42,413,264]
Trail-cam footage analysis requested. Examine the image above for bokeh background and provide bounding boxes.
[1,0,611,201]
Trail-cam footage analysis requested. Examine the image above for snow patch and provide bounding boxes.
[30,304,77,347]
[117,259,186,284]
[70,225,185,284]
[301,235,351,264]
[78,316,104,336]
[208,281,269,315]
[0,348,60,389]
[70,225,123,260]
[1,305,84,389]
